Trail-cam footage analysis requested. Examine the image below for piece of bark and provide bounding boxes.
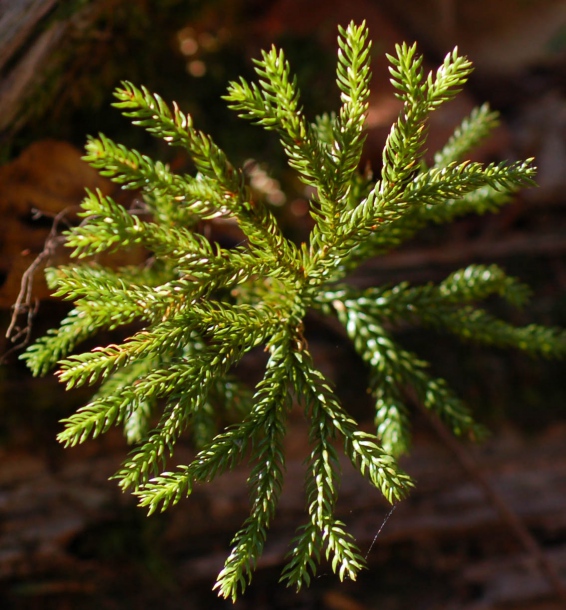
[0,0,58,72]
[0,1,73,135]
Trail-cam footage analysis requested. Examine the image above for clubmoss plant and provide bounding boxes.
[23,22,565,600]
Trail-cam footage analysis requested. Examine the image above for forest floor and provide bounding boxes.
[1,1,566,608]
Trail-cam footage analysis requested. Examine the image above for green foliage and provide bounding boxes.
[23,22,565,600]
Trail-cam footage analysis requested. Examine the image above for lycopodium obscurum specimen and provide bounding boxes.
[24,21,565,600]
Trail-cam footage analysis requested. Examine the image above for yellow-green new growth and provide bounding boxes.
[23,21,565,601]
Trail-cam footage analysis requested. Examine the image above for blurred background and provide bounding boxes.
[0,1,565,608]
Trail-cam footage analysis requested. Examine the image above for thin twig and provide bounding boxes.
[415,400,566,603]
[359,231,566,274]
[2,207,73,363]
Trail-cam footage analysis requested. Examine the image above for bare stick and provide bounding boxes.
[2,207,73,363]
[415,400,566,603]
[361,232,566,274]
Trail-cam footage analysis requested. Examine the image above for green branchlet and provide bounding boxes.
[23,21,565,600]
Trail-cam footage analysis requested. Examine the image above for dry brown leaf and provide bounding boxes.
[0,139,142,310]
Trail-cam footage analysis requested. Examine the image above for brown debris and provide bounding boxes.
[0,140,113,309]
